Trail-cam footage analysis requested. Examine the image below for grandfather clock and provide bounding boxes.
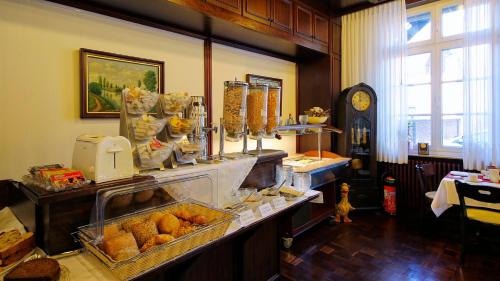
[336,83,379,209]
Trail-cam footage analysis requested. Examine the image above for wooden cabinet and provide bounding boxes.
[271,0,292,31]
[243,0,271,24]
[207,0,242,14]
[294,2,313,39]
[313,13,329,45]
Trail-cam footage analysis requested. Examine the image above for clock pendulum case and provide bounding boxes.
[336,83,379,209]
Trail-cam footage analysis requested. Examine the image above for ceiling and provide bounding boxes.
[330,0,394,14]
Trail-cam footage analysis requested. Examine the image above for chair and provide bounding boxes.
[416,163,437,225]
[455,180,500,264]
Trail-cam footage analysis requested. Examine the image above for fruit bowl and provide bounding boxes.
[307,116,328,124]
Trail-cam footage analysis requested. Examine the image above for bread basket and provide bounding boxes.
[76,177,236,280]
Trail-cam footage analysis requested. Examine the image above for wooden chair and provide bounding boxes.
[416,163,437,225]
[455,180,500,264]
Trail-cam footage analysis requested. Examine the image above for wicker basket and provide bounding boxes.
[78,200,235,280]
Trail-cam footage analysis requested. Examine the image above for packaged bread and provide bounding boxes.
[121,217,144,232]
[4,258,60,281]
[102,232,139,261]
[148,211,165,225]
[103,224,123,242]
[130,220,158,247]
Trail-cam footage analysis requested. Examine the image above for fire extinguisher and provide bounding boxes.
[382,172,397,215]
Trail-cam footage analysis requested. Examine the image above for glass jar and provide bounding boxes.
[247,83,268,140]
[223,81,248,142]
[264,86,281,138]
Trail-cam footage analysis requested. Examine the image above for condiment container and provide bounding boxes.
[247,83,268,140]
[264,86,281,138]
[223,81,248,142]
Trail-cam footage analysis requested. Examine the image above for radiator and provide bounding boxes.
[378,156,463,211]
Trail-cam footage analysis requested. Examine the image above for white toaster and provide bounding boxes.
[72,135,134,183]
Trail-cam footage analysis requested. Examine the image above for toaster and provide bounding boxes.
[72,135,134,183]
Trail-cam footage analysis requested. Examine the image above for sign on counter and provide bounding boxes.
[271,197,287,210]
[239,209,256,226]
[257,203,274,218]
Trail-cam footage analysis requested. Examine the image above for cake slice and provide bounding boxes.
[0,231,36,266]
[4,258,60,281]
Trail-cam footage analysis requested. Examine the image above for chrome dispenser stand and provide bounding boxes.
[242,124,249,154]
[218,117,225,159]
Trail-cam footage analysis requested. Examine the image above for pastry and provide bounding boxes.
[155,234,174,245]
[139,237,157,253]
[173,209,192,221]
[4,258,60,281]
[121,217,144,232]
[130,220,158,247]
[191,215,208,225]
[179,219,191,227]
[158,213,180,234]
[148,211,165,225]
[0,231,35,267]
[102,232,139,261]
[134,190,154,203]
[103,224,122,242]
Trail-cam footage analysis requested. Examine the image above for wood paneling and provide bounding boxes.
[331,23,341,56]
[271,0,292,31]
[243,0,271,24]
[207,0,242,14]
[294,3,313,39]
[204,39,213,156]
[313,13,329,45]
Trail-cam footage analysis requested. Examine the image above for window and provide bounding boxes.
[406,0,465,157]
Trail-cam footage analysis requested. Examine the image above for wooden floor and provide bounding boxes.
[281,211,500,281]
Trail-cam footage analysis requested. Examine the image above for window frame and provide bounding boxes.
[407,0,464,158]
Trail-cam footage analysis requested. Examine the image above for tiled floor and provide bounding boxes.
[281,211,500,281]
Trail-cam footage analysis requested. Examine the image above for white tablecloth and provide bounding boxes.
[431,175,500,217]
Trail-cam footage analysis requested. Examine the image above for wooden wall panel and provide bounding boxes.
[204,39,213,155]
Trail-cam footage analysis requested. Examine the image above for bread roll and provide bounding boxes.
[102,232,139,261]
[173,209,192,221]
[148,212,165,225]
[155,234,174,245]
[103,224,122,242]
[191,215,208,225]
[122,217,144,232]
[139,237,157,253]
[158,213,180,234]
[130,220,158,247]
[134,190,154,203]
[109,194,133,209]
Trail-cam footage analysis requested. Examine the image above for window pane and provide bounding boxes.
[406,53,431,84]
[407,12,431,43]
[442,115,463,147]
[442,48,463,81]
[408,84,431,115]
[442,82,464,114]
[442,5,464,37]
[408,115,432,149]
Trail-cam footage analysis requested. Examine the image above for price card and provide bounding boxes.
[239,209,255,226]
[257,203,274,217]
[272,197,287,210]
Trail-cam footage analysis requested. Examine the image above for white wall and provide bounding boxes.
[0,0,297,180]
[211,43,297,154]
[0,0,204,179]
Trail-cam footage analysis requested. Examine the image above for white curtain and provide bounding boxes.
[341,0,408,164]
[462,0,500,170]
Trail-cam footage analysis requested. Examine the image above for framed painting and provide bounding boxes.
[246,74,283,113]
[80,48,164,118]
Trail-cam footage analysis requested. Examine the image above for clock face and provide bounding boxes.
[352,91,371,111]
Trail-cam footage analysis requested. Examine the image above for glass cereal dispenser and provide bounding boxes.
[223,80,248,142]
[264,86,281,138]
[246,83,268,140]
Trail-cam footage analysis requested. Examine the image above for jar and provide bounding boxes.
[247,83,268,140]
[223,81,248,141]
[264,86,281,138]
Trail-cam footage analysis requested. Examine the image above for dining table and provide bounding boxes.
[431,171,500,217]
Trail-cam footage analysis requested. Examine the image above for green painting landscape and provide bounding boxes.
[87,55,160,113]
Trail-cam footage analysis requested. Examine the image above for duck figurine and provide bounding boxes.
[335,183,355,223]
